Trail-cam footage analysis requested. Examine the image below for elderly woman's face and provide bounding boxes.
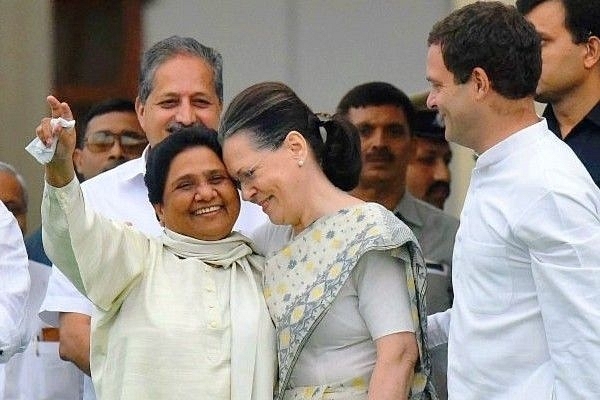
[154,145,240,240]
[222,132,298,226]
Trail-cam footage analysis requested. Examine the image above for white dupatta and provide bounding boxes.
[162,229,276,400]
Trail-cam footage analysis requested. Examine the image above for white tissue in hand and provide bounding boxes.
[25,117,75,165]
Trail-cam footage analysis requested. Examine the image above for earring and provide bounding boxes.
[298,159,304,167]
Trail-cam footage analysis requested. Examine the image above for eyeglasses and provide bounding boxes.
[85,131,148,155]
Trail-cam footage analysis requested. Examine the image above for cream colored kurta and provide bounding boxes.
[41,179,276,400]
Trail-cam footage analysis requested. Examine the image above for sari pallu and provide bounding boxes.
[263,202,437,400]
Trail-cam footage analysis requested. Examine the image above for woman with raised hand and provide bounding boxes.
[35,96,276,400]
[219,82,436,400]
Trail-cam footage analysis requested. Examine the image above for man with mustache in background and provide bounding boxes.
[338,81,458,400]
[406,109,452,210]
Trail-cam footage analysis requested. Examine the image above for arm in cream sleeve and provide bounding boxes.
[41,178,151,311]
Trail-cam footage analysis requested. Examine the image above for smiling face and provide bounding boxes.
[222,132,301,226]
[136,54,222,147]
[153,146,240,240]
[426,44,478,150]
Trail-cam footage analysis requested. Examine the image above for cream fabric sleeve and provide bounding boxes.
[41,178,151,311]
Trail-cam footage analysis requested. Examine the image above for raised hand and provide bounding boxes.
[36,96,77,187]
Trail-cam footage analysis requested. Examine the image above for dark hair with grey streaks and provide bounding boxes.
[138,35,223,104]
[218,81,361,191]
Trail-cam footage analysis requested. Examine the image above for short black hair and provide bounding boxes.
[413,109,446,141]
[516,0,599,43]
[145,126,222,205]
[336,81,416,133]
[77,98,137,149]
[428,1,541,100]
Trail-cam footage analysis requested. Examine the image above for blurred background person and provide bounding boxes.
[0,161,83,399]
[406,109,452,210]
[337,81,458,399]
[28,98,145,400]
[517,0,600,187]
[72,98,146,181]
[26,98,146,266]
[0,200,29,368]
[0,162,28,234]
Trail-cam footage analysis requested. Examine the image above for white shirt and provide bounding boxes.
[39,151,268,399]
[432,120,600,399]
[0,201,30,364]
[0,260,83,399]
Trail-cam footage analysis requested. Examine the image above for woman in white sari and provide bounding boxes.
[219,82,436,400]
[34,97,276,400]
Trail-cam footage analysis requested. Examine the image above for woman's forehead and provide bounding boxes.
[168,146,227,176]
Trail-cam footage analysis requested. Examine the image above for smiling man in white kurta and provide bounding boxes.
[426,3,600,399]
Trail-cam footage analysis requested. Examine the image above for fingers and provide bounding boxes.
[46,95,74,121]
[38,96,75,148]
[35,118,54,147]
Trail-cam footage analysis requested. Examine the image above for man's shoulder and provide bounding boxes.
[81,157,144,193]
[586,99,600,124]
[78,156,157,230]
[410,195,459,233]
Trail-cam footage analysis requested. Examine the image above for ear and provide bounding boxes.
[72,148,84,174]
[135,96,146,131]
[283,131,308,161]
[583,36,600,69]
[471,67,491,99]
[153,203,165,226]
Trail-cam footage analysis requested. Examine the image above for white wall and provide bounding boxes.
[0,1,52,231]
[143,0,471,216]
[143,1,452,110]
[5,1,480,227]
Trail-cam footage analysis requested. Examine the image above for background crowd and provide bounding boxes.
[1,0,599,399]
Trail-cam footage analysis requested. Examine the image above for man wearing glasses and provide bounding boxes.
[25,98,145,399]
[37,36,267,400]
[26,99,145,265]
[73,99,146,181]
